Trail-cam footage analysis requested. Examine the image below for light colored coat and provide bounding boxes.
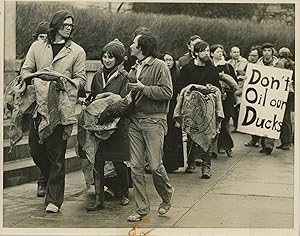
[20,39,86,88]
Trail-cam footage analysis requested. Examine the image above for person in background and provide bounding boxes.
[31,21,50,198]
[21,10,86,213]
[256,42,278,155]
[180,40,221,177]
[17,21,50,197]
[85,39,130,211]
[248,45,261,64]
[275,47,295,151]
[127,32,174,222]
[177,35,202,69]
[210,44,237,158]
[227,45,248,132]
[227,46,248,75]
[162,52,184,172]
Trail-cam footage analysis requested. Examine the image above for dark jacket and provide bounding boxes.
[180,60,221,90]
[91,67,130,161]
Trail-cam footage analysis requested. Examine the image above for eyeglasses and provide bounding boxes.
[37,34,47,40]
[61,23,75,29]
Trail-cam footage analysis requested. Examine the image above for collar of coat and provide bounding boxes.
[131,56,155,70]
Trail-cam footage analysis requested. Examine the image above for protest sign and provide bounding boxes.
[237,63,293,139]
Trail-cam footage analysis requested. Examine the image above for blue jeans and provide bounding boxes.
[128,117,173,215]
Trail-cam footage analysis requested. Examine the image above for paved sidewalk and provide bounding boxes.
[3,132,295,230]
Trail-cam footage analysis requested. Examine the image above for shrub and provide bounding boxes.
[16,1,295,60]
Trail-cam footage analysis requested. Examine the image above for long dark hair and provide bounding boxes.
[137,32,160,58]
[47,10,74,43]
[163,52,180,83]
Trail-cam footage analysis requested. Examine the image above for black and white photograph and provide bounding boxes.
[1,1,298,235]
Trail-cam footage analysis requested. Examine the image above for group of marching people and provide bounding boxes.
[6,9,294,222]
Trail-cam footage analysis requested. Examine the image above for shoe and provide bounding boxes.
[282,144,291,150]
[37,184,46,197]
[127,212,146,222]
[120,196,129,206]
[225,149,233,157]
[265,148,272,155]
[46,203,59,213]
[245,140,260,147]
[260,148,272,155]
[259,148,266,153]
[185,165,195,173]
[86,203,104,211]
[104,189,115,201]
[231,128,238,133]
[218,148,225,154]
[276,144,284,149]
[158,187,174,215]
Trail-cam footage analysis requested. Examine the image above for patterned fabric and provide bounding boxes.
[174,84,224,152]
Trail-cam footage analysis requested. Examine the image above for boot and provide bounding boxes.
[202,164,211,179]
[86,166,105,211]
[201,154,212,179]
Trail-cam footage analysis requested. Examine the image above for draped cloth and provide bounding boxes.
[174,84,224,152]
[4,68,78,151]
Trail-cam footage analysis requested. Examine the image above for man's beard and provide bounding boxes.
[199,56,210,63]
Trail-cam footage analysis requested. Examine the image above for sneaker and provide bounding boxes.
[127,212,146,222]
[158,187,174,215]
[185,165,195,173]
[46,203,59,213]
[37,184,46,197]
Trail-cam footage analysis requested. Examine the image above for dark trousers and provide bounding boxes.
[218,117,234,151]
[188,139,211,166]
[101,161,129,197]
[37,174,47,186]
[29,120,67,208]
[280,93,294,145]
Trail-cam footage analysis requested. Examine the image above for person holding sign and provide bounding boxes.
[255,43,278,155]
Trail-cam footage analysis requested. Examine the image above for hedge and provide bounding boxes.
[16,1,295,60]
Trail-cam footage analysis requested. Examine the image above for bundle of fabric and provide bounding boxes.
[174,84,224,152]
[78,92,133,187]
[78,92,133,164]
[4,76,36,151]
[4,68,78,151]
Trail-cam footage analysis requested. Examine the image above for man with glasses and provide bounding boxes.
[21,10,86,213]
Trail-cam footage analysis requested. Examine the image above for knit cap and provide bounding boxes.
[104,38,126,58]
[32,21,50,38]
[101,38,126,65]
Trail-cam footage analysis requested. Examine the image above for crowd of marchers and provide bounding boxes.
[6,10,294,222]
